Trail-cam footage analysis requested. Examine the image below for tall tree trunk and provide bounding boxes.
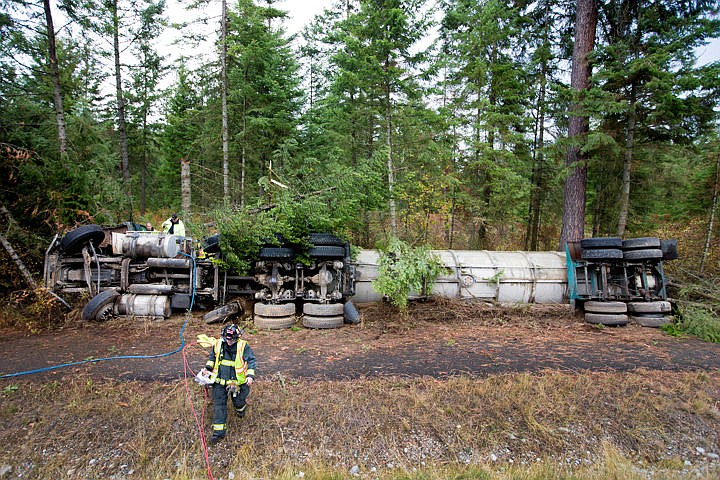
[42,0,68,160]
[385,59,397,236]
[181,158,191,218]
[528,78,545,251]
[526,6,550,251]
[221,0,230,202]
[140,86,149,216]
[700,152,720,275]
[559,0,598,250]
[617,89,636,237]
[240,93,247,209]
[111,0,131,201]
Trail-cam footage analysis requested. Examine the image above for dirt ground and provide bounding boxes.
[1,299,719,382]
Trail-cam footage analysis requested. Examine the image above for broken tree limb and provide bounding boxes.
[0,230,37,290]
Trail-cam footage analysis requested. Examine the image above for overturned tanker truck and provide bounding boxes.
[43,224,678,328]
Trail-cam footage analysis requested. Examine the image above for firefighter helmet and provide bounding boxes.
[222,323,241,341]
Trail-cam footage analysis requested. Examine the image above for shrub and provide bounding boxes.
[372,237,446,309]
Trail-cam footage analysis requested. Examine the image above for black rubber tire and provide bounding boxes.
[254,315,295,330]
[627,301,671,313]
[630,314,673,328]
[254,302,296,317]
[60,224,105,254]
[303,315,344,329]
[622,237,660,250]
[308,233,346,247]
[344,300,361,325]
[203,234,221,254]
[584,301,627,314]
[82,290,119,321]
[581,248,623,260]
[95,303,115,322]
[585,313,628,326]
[303,302,344,316]
[580,237,622,249]
[623,249,663,261]
[308,246,346,258]
[203,302,241,324]
[258,247,294,260]
[660,239,678,260]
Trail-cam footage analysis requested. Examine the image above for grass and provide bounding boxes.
[1,370,718,479]
[665,306,720,343]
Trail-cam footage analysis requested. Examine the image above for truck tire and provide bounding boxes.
[622,237,660,250]
[308,246,346,258]
[303,315,344,329]
[344,300,361,325]
[258,247,294,260]
[61,224,105,254]
[623,249,663,261]
[203,234,221,254]
[303,302,344,316]
[203,301,241,324]
[630,314,673,328]
[581,248,623,260]
[584,301,627,314]
[82,290,119,321]
[254,302,295,317]
[585,313,628,326]
[254,315,295,330]
[627,301,671,314]
[660,239,678,260]
[308,233,345,247]
[580,237,622,249]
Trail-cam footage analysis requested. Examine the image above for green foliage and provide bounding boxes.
[372,237,445,309]
[210,193,349,275]
[1,384,19,395]
[664,306,720,343]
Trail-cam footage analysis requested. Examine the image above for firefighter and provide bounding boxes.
[203,323,256,444]
[161,213,186,238]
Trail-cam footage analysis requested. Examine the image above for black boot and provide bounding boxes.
[209,433,225,445]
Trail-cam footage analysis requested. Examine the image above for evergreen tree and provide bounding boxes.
[590,0,720,236]
[224,0,303,207]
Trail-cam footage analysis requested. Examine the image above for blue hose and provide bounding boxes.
[0,252,197,380]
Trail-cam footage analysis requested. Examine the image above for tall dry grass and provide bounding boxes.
[1,370,718,479]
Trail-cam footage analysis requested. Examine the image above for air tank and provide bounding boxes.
[353,249,567,304]
[112,232,178,259]
[115,294,171,318]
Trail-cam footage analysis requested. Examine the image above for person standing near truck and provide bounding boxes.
[201,323,257,444]
[161,213,185,237]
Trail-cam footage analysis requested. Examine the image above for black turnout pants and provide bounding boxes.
[211,382,250,435]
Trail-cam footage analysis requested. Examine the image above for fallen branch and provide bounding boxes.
[0,230,37,290]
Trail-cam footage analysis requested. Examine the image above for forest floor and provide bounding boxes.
[1,299,719,479]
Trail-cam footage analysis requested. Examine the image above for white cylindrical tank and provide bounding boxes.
[353,249,567,304]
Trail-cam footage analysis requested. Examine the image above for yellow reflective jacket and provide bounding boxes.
[205,339,255,385]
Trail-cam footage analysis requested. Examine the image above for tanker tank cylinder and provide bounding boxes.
[353,249,568,304]
[120,233,178,259]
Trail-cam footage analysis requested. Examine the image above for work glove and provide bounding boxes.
[226,383,239,396]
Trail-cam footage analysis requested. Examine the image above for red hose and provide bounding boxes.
[182,342,215,480]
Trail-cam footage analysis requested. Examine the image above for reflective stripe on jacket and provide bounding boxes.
[209,340,249,384]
